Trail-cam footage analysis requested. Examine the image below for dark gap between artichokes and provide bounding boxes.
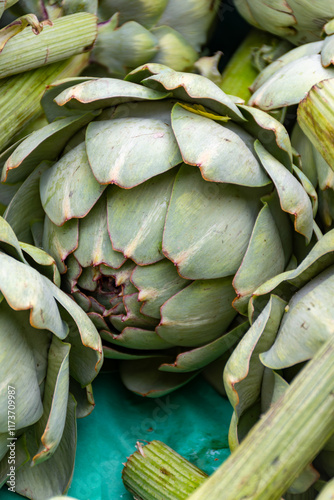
[1,63,315,397]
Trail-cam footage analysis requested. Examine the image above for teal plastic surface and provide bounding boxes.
[2,372,233,500]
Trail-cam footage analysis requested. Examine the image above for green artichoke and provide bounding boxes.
[10,0,220,77]
[224,229,334,497]
[291,123,334,231]
[1,64,315,396]
[0,216,103,498]
[234,0,334,46]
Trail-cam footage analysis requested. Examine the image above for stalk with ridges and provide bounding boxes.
[122,335,334,500]
[122,441,207,500]
[188,334,334,500]
[0,52,89,152]
[219,29,285,102]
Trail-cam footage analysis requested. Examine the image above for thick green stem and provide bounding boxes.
[188,335,334,500]
[122,441,207,500]
[122,335,334,500]
[219,29,277,101]
[0,12,97,78]
[0,53,89,152]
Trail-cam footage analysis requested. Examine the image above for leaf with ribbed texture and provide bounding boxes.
[0,13,97,79]
[298,78,334,172]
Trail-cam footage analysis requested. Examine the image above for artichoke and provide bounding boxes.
[234,0,334,46]
[0,216,103,499]
[1,64,315,396]
[247,34,334,232]
[9,0,220,77]
[224,229,334,497]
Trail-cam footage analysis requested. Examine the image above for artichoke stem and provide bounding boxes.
[122,440,207,500]
[122,334,334,500]
[188,334,334,500]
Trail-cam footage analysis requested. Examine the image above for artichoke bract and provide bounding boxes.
[247,35,334,230]
[1,64,314,396]
[224,230,334,496]
[234,0,334,46]
[0,217,102,498]
[0,10,97,154]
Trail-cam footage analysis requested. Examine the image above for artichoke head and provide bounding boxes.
[1,64,315,396]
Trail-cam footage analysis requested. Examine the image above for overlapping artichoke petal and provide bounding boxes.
[86,115,181,187]
[14,394,77,499]
[249,54,334,111]
[171,104,270,187]
[126,63,245,121]
[107,169,175,264]
[157,278,237,347]
[162,164,261,280]
[0,216,102,495]
[1,113,98,183]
